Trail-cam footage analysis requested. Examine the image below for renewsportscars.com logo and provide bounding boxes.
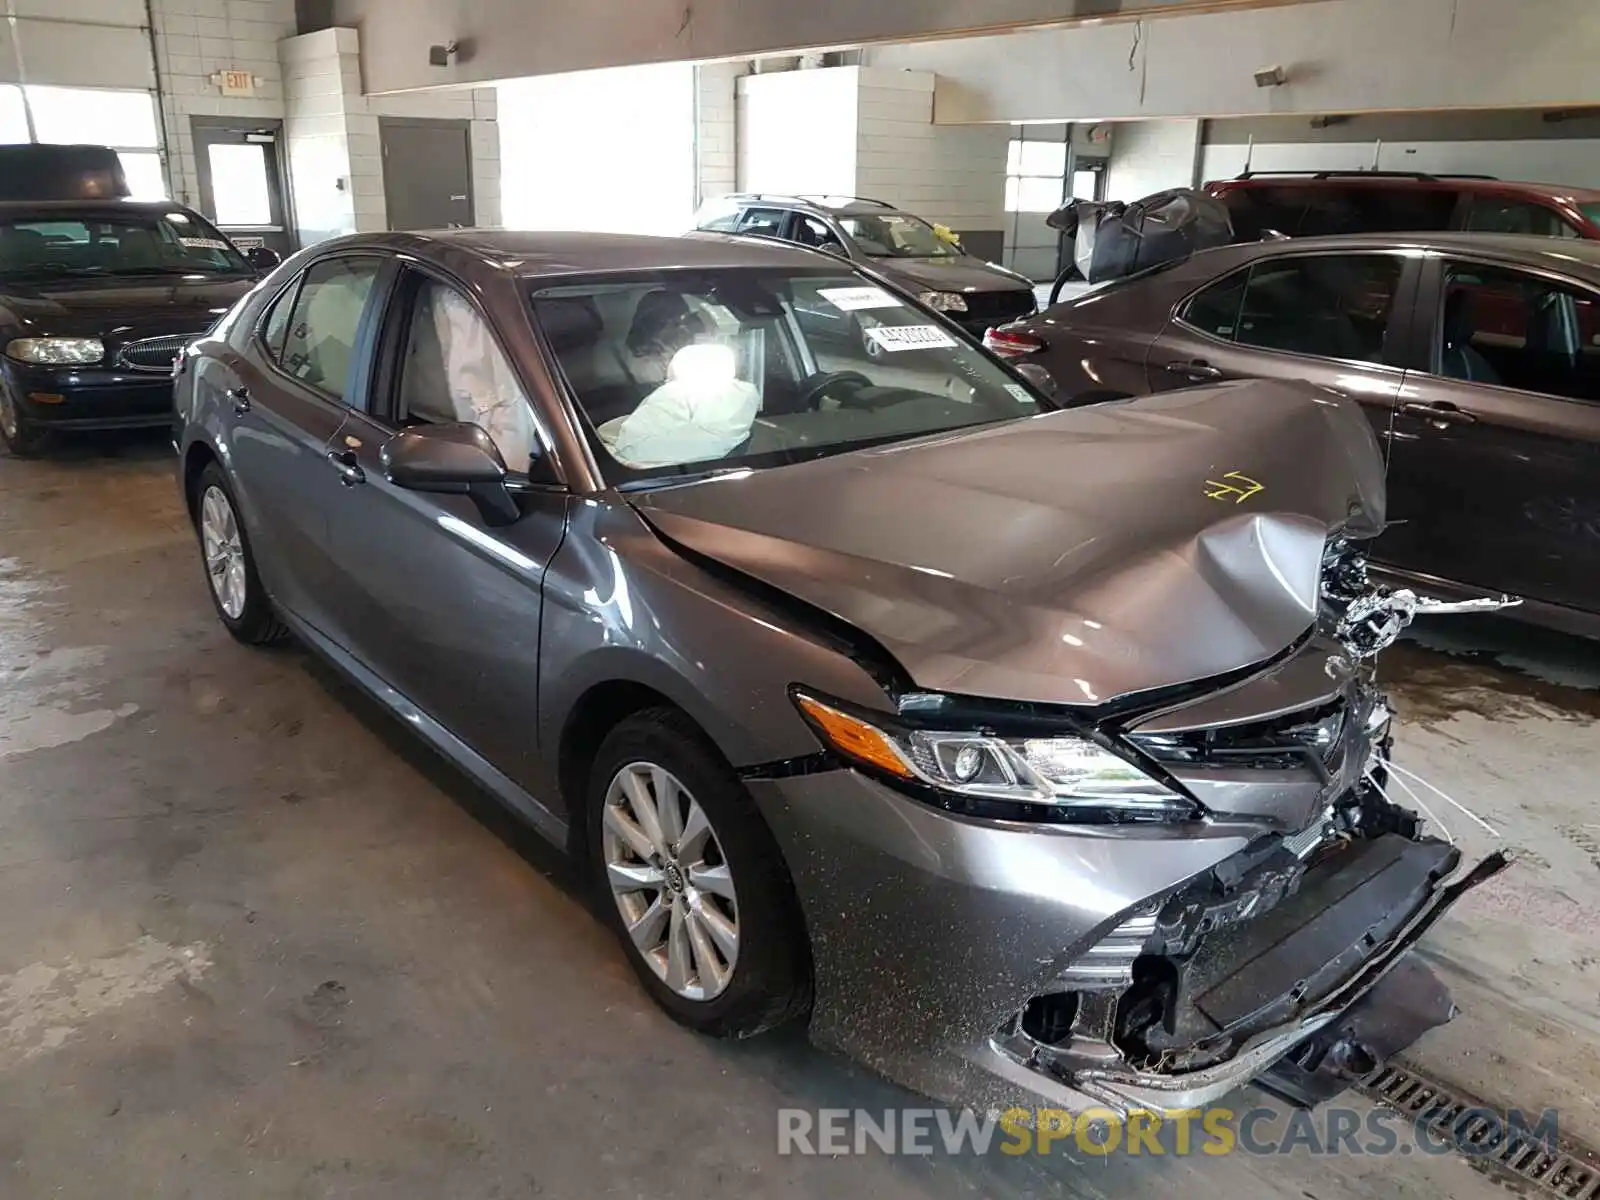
[777,1105,1562,1159]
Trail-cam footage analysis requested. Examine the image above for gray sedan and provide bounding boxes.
[174,229,1502,1114]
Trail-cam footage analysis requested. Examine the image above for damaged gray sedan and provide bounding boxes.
[175,229,1505,1117]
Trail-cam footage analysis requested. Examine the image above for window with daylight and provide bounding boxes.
[4,86,167,200]
[1004,138,1068,214]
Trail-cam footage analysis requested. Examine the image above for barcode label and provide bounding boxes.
[865,324,958,352]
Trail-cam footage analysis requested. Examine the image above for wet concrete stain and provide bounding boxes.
[0,937,211,1064]
[1379,634,1600,728]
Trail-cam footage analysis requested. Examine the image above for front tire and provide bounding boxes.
[0,382,46,457]
[193,463,287,646]
[588,707,811,1038]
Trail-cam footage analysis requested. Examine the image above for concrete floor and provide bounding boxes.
[2,432,1597,1199]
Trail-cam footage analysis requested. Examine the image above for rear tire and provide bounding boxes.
[587,707,811,1038]
[0,383,46,458]
[193,463,288,646]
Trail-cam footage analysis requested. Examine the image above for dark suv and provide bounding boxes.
[694,194,1037,342]
[1207,171,1600,241]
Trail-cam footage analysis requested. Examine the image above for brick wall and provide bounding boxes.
[853,68,1008,259]
[695,62,745,208]
[1105,118,1201,202]
[280,27,499,246]
[149,0,298,207]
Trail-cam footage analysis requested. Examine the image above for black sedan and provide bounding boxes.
[0,200,276,456]
[989,232,1600,639]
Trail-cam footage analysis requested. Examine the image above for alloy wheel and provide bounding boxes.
[601,762,740,1001]
[199,485,248,620]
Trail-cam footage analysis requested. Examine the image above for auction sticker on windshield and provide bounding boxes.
[866,325,958,352]
[817,286,902,312]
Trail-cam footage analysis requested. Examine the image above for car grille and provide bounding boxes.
[959,291,1036,326]
[117,333,195,373]
[1128,699,1350,775]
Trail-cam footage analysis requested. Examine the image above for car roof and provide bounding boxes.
[331,228,843,277]
[724,193,906,218]
[1209,174,1600,204]
[1240,231,1600,268]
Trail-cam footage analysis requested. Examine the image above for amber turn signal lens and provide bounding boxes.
[794,694,914,779]
[27,392,65,404]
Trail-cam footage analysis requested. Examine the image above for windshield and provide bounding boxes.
[531,269,1047,485]
[0,212,249,279]
[838,213,961,259]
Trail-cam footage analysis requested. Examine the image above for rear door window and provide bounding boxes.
[1183,253,1405,364]
[277,255,382,402]
[1180,268,1249,339]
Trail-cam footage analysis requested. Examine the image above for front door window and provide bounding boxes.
[1434,261,1600,401]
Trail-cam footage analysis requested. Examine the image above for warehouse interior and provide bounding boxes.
[0,0,1598,1196]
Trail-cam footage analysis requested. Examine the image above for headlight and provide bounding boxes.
[918,290,968,313]
[793,691,1196,822]
[6,337,105,365]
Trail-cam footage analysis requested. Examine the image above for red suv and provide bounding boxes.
[1206,171,1600,242]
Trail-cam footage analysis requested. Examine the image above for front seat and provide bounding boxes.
[1440,289,1500,385]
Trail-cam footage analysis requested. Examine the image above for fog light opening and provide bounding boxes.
[1021,991,1080,1046]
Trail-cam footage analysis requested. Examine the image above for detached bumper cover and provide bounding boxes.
[751,766,1506,1114]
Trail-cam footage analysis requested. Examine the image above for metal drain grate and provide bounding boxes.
[1359,1062,1600,1199]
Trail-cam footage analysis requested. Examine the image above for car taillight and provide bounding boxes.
[983,326,1044,358]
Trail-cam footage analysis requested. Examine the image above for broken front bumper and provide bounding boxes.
[748,768,1506,1116]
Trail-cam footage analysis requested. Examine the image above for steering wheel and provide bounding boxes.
[797,370,872,410]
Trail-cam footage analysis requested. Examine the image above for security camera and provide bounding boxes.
[1254,64,1288,88]
[429,42,458,67]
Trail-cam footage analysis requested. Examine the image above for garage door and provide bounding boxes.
[0,0,165,199]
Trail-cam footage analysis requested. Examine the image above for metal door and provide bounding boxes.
[378,118,473,230]
[191,118,294,258]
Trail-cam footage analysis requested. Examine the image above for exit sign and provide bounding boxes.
[214,70,256,97]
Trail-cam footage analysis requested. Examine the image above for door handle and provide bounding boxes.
[326,449,366,486]
[1400,401,1477,428]
[1166,360,1224,381]
[227,386,250,416]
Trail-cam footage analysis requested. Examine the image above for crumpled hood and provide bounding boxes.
[632,380,1386,707]
[877,255,1034,296]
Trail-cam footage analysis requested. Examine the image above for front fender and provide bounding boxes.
[534,499,893,796]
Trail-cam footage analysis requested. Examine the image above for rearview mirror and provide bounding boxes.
[381,423,520,525]
[246,246,282,272]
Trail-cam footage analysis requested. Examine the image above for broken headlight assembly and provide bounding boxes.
[792,690,1197,823]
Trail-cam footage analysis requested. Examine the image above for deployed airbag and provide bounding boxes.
[602,343,760,469]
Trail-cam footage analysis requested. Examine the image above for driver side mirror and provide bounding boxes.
[819,242,847,258]
[246,246,282,272]
[381,423,521,526]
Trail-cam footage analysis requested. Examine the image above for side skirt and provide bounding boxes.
[277,607,570,849]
